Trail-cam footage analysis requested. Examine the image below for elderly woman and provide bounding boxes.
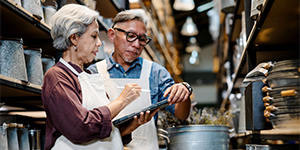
[41,4,157,150]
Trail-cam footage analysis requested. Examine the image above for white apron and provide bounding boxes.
[96,59,159,150]
[51,58,123,150]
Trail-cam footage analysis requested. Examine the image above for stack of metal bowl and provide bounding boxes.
[263,59,300,128]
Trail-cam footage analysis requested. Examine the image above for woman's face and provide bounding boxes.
[76,20,102,64]
[112,20,146,64]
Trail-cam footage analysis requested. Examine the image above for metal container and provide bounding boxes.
[41,56,55,74]
[0,38,28,82]
[221,0,236,13]
[28,129,41,150]
[7,127,20,150]
[162,125,229,150]
[12,0,22,6]
[24,48,44,86]
[0,125,9,150]
[43,5,57,25]
[22,0,44,22]
[246,144,270,150]
[17,128,30,150]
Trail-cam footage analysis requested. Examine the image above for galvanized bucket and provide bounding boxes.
[41,56,55,74]
[43,5,57,25]
[22,0,44,22]
[17,128,30,150]
[162,125,229,150]
[0,125,9,150]
[12,0,22,6]
[7,127,19,150]
[0,38,28,82]
[24,48,44,86]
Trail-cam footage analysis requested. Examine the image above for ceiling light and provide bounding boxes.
[180,16,199,36]
[185,37,201,53]
[189,51,200,65]
[173,0,195,11]
[197,1,214,13]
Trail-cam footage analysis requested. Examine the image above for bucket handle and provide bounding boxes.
[157,133,170,144]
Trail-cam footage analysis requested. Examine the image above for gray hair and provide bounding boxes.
[50,4,99,52]
[112,9,149,28]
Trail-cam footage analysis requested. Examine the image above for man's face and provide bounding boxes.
[112,20,147,64]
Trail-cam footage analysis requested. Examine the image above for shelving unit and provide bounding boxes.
[217,0,299,145]
[0,0,129,115]
[221,0,299,108]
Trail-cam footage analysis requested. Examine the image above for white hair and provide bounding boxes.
[50,4,99,52]
[112,9,149,28]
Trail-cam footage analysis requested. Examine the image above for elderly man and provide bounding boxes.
[88,9,192,150]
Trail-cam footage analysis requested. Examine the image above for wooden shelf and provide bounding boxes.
[234,128,300,141]
[95,0,122,18]
[0,0,54,56]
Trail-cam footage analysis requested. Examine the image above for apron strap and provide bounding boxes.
[96,60,109,80]
[59,58,79,76]
[140,59,152,79]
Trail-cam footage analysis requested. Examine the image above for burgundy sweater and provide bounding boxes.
[41,61,130,150]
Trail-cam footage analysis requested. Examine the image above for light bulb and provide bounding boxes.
[180,17,199,36]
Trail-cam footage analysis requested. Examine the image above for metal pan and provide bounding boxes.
[272,59,299,67]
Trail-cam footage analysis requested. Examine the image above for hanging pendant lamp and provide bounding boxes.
[185,37,201,53]
[181,16,199,36]
[173,0,195,11]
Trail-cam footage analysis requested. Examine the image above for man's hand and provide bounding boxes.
[163,83,190,105]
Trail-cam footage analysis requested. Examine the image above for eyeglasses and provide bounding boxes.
[113,28,151,46]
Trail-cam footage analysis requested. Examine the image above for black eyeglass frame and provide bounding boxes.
[113,28,151,46]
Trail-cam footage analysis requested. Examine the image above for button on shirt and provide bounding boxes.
[88,54,176,121]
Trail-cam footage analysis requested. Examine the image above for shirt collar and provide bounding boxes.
[107,52,143,71]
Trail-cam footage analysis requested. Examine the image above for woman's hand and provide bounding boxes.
[120,108,159,136]
[117,83,142,105]
[107,83,142,119]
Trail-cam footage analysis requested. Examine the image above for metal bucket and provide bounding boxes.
[0,38,28,82]
[41,56,55,74]
[221,0,236,13]
[43,5,57,25]
[162,125,229,150]
[17,128,30,150]
[0,125,9,150]
[7,127,20,150]
[28,129,41,150]
[12,0,22,6]
[22,0,44,22]
[24,48,44,86]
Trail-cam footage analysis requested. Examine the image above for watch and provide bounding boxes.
[180,82,193,95]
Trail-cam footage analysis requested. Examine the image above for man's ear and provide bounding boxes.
[107,28,116,43]
[70,34,79,46]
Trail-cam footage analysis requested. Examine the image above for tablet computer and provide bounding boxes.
[113,99,169,126]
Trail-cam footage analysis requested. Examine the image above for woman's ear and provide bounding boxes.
[107,28,115,43]
[70,34,79,46]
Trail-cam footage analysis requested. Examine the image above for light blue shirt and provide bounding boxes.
[88,54,176,121]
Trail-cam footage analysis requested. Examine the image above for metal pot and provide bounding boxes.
[159,125,230,150]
